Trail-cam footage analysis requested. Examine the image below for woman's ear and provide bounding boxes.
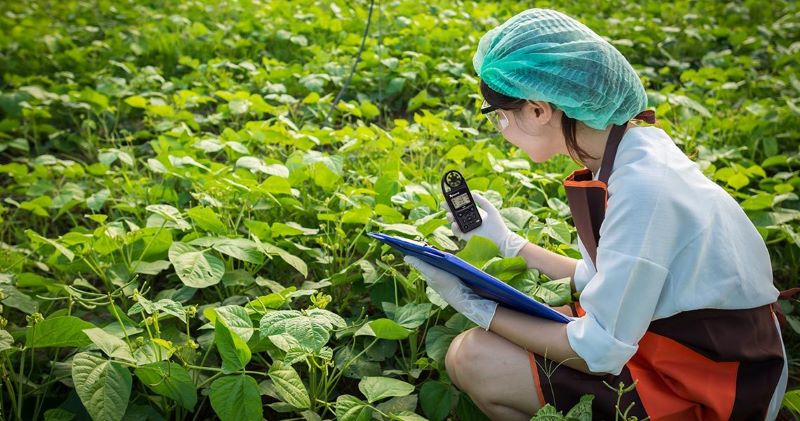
[525,101,555,124]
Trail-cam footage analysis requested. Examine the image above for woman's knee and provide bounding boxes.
[445,327,496,387]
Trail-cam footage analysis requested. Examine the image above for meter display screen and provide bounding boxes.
[451,193,471,209]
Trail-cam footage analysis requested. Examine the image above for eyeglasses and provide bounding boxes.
[480,99,510,131]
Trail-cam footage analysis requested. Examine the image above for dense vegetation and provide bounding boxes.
[1,0,798,419]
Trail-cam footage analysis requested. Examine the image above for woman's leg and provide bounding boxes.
[445,327,543,420]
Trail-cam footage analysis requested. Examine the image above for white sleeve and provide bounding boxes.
[572,236,596,293]
[566,167,674,375]
[566,249,669,375]
[572,258,594,293]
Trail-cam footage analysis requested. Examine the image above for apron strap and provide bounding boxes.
[597,124,628,184]
[597,110,657,184]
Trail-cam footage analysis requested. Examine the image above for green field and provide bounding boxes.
[1,0,799,419]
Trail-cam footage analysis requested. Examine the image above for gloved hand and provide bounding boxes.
[404,255,498,330]
[440,191,528,258]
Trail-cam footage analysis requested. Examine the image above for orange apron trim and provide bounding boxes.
[528,351,547,408]
[627,332,739,421]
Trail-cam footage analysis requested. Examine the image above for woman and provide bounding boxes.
[403,8,787,421]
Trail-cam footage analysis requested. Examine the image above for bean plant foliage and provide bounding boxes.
[0,0,799,420]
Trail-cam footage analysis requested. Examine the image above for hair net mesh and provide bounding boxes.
[473,8,648,130]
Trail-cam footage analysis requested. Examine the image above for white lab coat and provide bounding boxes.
[564,126,787,420]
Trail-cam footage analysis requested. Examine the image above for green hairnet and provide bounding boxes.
[473,8,647,130]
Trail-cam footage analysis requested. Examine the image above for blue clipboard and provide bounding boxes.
[367,232,573,324]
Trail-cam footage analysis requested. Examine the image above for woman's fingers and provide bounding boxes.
[451,222,469,238]
[470,192,498,216]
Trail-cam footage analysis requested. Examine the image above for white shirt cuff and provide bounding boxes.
[566,313,638,376]
[572,259,594,293]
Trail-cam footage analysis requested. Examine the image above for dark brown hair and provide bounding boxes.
[480,80,597,165]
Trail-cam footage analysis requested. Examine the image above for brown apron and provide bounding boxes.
[529,111,786,420]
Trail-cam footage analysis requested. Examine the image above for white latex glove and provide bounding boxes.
[440,191,528,258]
[404,255,498,330]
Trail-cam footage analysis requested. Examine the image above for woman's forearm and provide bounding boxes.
[516,242,579,291]
[489,306,604,376]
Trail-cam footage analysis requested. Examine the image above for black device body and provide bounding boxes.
[441,170,482,233]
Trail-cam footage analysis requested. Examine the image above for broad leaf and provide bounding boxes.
[420,381,453,421]
[215,317,251,374]
[456,236,498,267]
[368,319,410,340]
[425,325,458,365]
[260,309,345,352]
[134,361,197,410]
[269,361,311,409]
[26,316,94,348]
[359,376,415,403]
[482,256,527,281]
[335,395,373,421]
[71,353,132,421]
[209,375,262,421]
[82,328,135,362]
[168,242,225,288]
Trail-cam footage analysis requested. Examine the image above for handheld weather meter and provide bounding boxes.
[441,170,483,233]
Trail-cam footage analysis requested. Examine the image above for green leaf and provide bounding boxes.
[209,375,262,421]
[482,256,528,281]
[132,339,174,365]
[0,284,38,314]
[168,242,225,288]
[445,145,471,163]
[128,297,186,321]
[146,204,191,230]
[342,206,373,225]
[425,325,458,365]
[456,392,490,421]
[25,229,74,261]
[359,376,415,403]
[0,329,14,353]
[211,238,265,264]
[500,207,534,231]
[269,360,311,409]
[134,362,197,410]
[336,395,373,421]
[727,173,750,190]
[43,408,75,421]
[26,316,94,348]
[215,317,251,373]
[87,188,110,212]
[368,319,410,340]
[740,193,774,211]
[186,206,227,234]
[762,155,788,168]
[456,236,498,267]
[271,222,318,237]
[531,404,562,420]
[392,302,432,329]
[257,176,292,194]
[124,96,148,108]
[212,305,254,341]
[132,260,171,275]
[389,411,428,421]
[783,389,800,413]
[420,381,453,421]
[541,218,571,244]
[564,394,593,420]
[71,352,132,421]
[82,328,135,362]
[256,240,308,277]
[260,309,345,352]
[533,278,572,307]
